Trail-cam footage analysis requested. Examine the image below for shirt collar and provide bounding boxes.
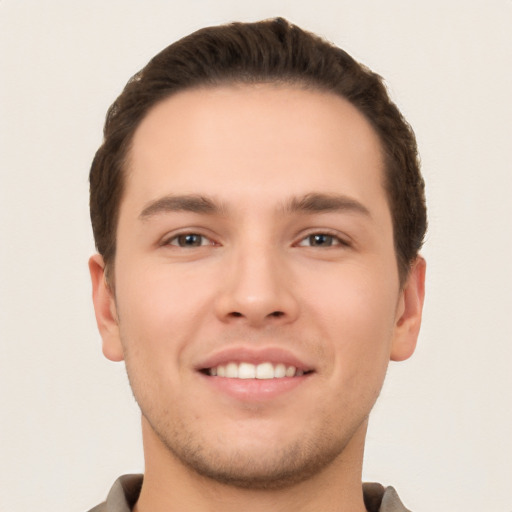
[101,475,411,512]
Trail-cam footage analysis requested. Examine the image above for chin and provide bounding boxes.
[150,416,355,490]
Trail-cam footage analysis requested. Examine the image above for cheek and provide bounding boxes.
[114,270,199,409]
[116,259,210,329]
[113,263,205,369]
[302,261,399,374]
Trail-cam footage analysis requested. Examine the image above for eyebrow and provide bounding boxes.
[138,192,371,220]
[283,193,371,217]
[139,194,224,220]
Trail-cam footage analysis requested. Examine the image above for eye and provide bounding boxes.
[297,233,347,248]
[167,233,213,247]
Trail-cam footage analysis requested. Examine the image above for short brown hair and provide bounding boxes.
[90,17,426,284]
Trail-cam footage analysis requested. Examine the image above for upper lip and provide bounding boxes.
[196,346,314,372]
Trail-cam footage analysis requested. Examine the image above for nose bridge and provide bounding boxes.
[216,233,298,325]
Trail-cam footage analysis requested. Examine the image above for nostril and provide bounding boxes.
[269,311,285,318]
[230,311,243,317]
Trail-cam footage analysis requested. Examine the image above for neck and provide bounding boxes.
[133,416,369,512]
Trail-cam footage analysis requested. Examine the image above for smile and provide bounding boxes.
[206,362,309,379]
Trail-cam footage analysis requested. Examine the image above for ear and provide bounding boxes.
[390,256,426,362]
[88,254,124,362]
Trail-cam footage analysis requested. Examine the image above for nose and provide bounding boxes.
[214,244,299,327]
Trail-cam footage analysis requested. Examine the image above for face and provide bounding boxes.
[90,84,424,488]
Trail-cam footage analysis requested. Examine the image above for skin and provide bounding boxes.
[90,84,425,512]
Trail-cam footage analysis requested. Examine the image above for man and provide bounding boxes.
[88,18,426,512]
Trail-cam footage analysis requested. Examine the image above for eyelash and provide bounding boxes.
[164,233,216,248]
[162,231,350,249]
[296,232,350,248]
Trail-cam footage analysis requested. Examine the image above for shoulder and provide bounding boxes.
[86,475,143,512]
[363,482,412,512]
[87,504,106,512]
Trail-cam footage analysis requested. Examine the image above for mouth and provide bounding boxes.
[201,361,313,379]
[196,347,315,401]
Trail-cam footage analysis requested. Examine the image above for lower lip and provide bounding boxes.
[200,373,310,402]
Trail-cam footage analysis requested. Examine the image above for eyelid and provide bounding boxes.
[294,229,352,248]
[158,228,351,248]
[160,229,219,247]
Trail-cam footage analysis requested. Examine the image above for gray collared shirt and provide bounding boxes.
[88,474,412,512]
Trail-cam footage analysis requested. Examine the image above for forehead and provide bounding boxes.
[124,84,387,215]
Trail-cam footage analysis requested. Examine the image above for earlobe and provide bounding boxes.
[390,256,426,362]
[88,254,125,362]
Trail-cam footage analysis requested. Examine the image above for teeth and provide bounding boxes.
[256,362,273,379]
[285,365,296,377]
[226,362,238,378]
[208,362,306,379]
[274,363,286,378]
[238,362,256,379]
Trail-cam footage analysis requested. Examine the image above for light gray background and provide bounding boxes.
[1,1,511,511]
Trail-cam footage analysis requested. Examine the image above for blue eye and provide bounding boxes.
[298,233,345,247]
